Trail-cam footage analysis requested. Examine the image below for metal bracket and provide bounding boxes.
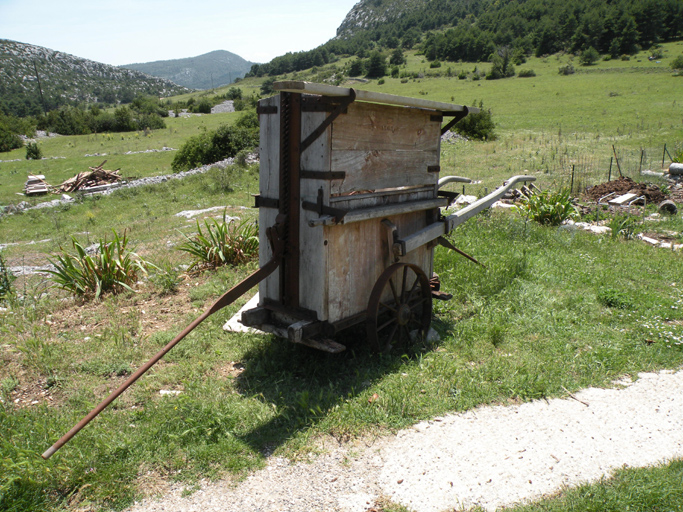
[257,105,278,115]
[300,89,356,153]
[437,190,460,207]
[427,165,440,173]
[301,95,350,113]
[253,195,279,209]
[302,188,348,223]
[440,107,469,135]
[300,170,346,180]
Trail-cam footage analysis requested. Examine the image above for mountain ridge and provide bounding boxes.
[121,50,255,90]
[0,39,190,117]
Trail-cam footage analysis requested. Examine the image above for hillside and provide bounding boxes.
[122,50,255,90]
[0,40,191,117]
[248,0,683,77]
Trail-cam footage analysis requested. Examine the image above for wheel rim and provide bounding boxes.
[366,262,432,353]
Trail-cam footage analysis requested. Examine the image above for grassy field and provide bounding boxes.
[1,44,683,511]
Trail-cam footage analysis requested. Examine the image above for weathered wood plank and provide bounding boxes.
[332,102,441,152]
[273,81,477,113]
[299,108,331,321]
[325,211,432,324]
[258,95,281,305]
[330,149,439,195]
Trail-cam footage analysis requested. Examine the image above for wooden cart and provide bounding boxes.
[242,81,534,353]
[42,82,535,458]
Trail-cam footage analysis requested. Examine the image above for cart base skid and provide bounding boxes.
[241,307,347,353]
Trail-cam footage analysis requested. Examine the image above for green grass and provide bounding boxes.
[501,459,683,512]
[2,208,683,510]
[1,45,683,511]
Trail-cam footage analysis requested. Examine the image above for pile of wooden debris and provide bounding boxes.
[58,161,121,193]
[24,175,52,196]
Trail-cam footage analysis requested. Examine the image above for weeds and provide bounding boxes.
[597,288,634,309]
[609,213,639,240]
[177,212,258,273]
[514,189,580,226]
[0,251,15,303]
[46,230,152,299]
[150,261,182,295]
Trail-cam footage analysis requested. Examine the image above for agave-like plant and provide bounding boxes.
[47,230,151,299]
[514,188,580,226]
[177,211,259,273]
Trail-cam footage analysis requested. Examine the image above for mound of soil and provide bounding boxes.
[584,177,667,204]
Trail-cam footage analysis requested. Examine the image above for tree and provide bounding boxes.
[389,48,406,66]
[579,46,600,66]
[365,51,387,78]
[486,46,515,79]
[25,141,42,160]
[348,58,365,77]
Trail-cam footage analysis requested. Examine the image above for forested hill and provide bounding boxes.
[247,0,683,77]
[0,40,191,118]
[122,50,255,90]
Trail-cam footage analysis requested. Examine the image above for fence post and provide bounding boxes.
[608,157,613,182]
[662,144,667,168]
[639,149,644,174]
[570,165,575,193]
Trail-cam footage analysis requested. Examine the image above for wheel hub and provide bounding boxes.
[397,303,412,326]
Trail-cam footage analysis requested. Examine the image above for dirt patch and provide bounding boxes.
[583,177,667,204]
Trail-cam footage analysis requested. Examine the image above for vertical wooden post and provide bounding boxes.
[662,144,667,168]
[638,149,644,174]
[608,157,613,182]
[278,92,301,308]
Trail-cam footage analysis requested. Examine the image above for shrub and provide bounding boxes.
[580,47,600,66]
[558,64,575,75]
[671,55,683,74]
[25,142,42,160]
[171,112,259,172]
[518,69,536,77]
[514,189,580,226]
[177,213,258,273]
[47,230,151,299]
[377,78,385,85]
[192,98,212,114]
[0,252,15,304]
[430,60,442,68]
[0,122,23,153]
[453,100,496,141]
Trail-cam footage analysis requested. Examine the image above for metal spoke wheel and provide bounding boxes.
[366,262,432,353]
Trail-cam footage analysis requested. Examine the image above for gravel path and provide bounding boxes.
[127,368,683,512]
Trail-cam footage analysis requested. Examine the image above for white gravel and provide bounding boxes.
[126,368,683,512]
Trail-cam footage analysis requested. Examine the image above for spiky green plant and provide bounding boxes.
[0,251,15,304]
[176,212,258,273]
[47,230,151,299]
[514,189,580,226]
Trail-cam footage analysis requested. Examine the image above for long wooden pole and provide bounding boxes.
[42,236,283,460]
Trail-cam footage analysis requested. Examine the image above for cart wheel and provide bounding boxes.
[366,262,432,353]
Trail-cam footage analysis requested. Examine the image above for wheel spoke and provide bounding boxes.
[386,324,398,347]
[406,275,420,303]
[401,266,408,302]
[379,301,398,314]
[389,278,400,305]
[378,316,397,332]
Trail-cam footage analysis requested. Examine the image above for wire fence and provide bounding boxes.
[535,143,678,194]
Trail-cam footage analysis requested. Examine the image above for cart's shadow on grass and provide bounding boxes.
[233,323,449,455]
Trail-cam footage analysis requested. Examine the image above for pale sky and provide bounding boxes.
[0,0,360,65]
